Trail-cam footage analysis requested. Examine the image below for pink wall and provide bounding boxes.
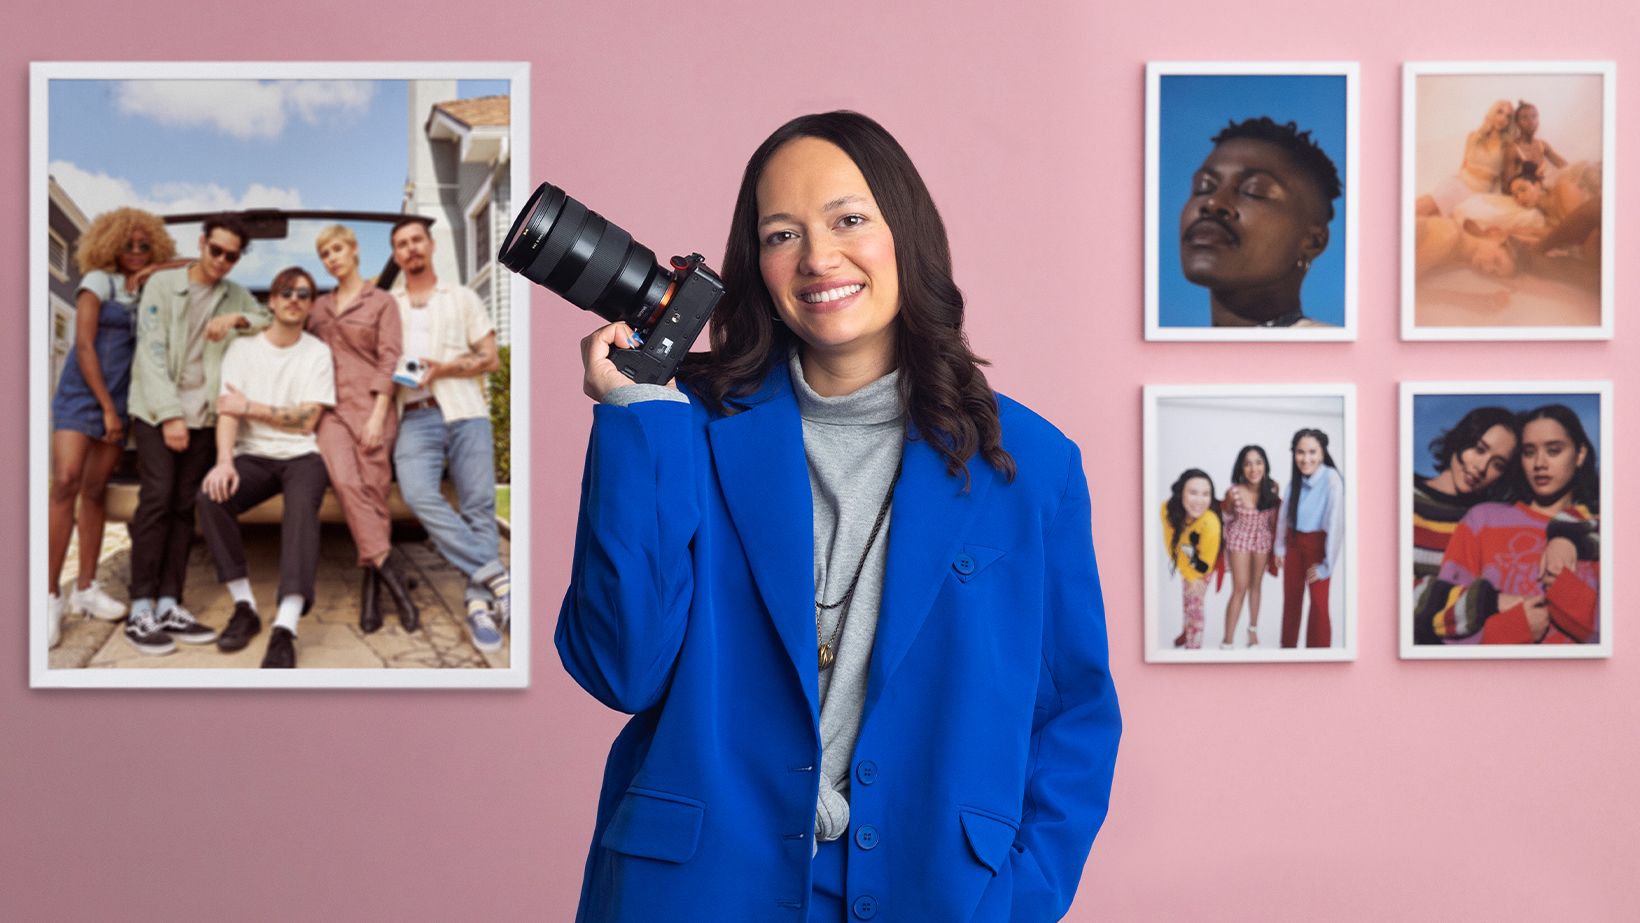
[5,1,1638,919]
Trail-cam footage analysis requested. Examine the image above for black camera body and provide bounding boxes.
[498,182,724,386]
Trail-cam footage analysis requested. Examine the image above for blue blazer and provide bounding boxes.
[559,363,1120,922]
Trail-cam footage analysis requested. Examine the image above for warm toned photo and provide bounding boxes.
[1404,64,1614,339]
[31,63,530,687]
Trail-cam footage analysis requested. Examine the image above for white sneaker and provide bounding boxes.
[47,594,64,649]
[69,581,128,621]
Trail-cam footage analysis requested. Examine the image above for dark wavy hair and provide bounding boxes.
[1212,116,1342,221]
[1285,428,1339,532]
[1166,468,1222,575]
[1428,405,1519,499]
[1513,404,1599,511]
[1229,445,1280,511]
[678,111,1013,489]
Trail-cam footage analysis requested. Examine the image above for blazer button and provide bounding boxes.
[953,553,976,575]
[854,825,879,850]
[855,760,878,786]
[851,895,879,919]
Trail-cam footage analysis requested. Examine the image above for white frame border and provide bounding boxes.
[30,61,533,689]
[1400,61,1617,341]
[1143,383,1358,663]
[1144,61,1360,342]
[1398,381,1613,660]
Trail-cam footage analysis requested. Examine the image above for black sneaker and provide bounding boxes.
[216,602,262,653]
[156,603,219,645]
[123,609,177,656]
[260,626,296,669]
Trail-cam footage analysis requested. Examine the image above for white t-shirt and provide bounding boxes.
[218,331,336,460]
[78,269,140,306]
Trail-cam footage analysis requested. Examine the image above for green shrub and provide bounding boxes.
[489,344,511,485]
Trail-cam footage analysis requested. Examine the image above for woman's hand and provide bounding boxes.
[360,414,385,451]
[205,313,244,342]
[1305,564,1322,584]
[1538,536,1577,588]
[581,322,653,402]
[101,407,125,446]
[1520,595,1551,640]
[1268,557,1281,577]
[202,460,240,503]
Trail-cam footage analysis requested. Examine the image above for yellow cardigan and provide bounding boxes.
[1160,502,1222,582]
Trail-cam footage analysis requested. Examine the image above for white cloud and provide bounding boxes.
[113,80,375,140]
[50,159,304,219]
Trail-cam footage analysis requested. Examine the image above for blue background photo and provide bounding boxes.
[1157,74,1349,328]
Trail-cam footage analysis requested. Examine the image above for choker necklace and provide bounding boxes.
[1257,308,1306,328]
[815,458,902,670]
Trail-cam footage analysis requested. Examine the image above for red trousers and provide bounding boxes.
[1281,530,1331,648]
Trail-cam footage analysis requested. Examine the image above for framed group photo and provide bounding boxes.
[1402,61,1616,340]
[1143,384,1357,663]
[30,61,532,688]
[1400,382,1611,659]
[1145,61,1359,341]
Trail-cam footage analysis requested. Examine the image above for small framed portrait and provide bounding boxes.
[1145,62,1359,341]
[1400,382,1611,659]
[1144,384,1357,663]
[30,62,531,688]
[1402,62,1615,340]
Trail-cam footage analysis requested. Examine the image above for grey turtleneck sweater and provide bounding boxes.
[603,354,905,848]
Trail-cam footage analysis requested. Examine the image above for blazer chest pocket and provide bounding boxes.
[959,807,1018,874]
[951,544,1007,584]
[600,787,705,863]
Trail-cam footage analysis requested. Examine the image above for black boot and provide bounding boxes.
[359,566,382,633]
[377,553,421,633]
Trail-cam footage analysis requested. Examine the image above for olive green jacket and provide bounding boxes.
[127,265,270,428]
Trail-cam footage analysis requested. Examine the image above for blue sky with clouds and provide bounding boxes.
[50,78,508,285]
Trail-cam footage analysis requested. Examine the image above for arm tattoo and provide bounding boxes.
[271,403,320,430]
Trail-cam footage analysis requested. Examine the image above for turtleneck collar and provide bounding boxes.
[789,350,904,426]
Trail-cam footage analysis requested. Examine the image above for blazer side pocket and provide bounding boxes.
[958,807,1018,874]
[601,787,705,863]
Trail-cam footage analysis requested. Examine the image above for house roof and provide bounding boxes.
[431,95,510,129]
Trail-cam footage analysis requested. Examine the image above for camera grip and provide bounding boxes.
[609,344,679,386]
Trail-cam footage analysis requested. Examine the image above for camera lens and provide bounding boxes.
[499,183,672,328]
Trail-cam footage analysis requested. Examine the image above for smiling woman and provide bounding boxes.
[558,110,1120,921]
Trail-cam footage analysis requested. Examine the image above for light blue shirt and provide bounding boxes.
[1274,464,1344,580]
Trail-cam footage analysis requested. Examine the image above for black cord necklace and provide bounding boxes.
[815,458,903,671]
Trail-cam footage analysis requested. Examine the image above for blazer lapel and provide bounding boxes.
[865,435,994,715]
[706,369,820,721]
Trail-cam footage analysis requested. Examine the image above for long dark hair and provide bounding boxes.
[1166,468,1222,575]
[1230,445,1279,511]
[678,111,1013,488]
[1285,428,1339,531]
[1427,405,1519,498]
[1514,404,1599,511]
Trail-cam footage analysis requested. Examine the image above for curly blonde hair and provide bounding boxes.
[75,207,177,274]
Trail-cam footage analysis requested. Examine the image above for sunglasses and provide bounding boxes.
[124,241,153,254]
[276,288,315,301]
[207,242,242,264]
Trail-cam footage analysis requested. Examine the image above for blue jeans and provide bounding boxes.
[394,407,501,601]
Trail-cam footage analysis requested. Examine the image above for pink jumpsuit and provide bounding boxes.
[308,283,402,566]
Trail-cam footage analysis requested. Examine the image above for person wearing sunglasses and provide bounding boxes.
[198,266,336,668]
[124,215,268,655]
[45,208,177,648]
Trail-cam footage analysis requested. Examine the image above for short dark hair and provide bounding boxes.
[202,214,250,252]
[390,216,433,245]
[1211,117,1342,220]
